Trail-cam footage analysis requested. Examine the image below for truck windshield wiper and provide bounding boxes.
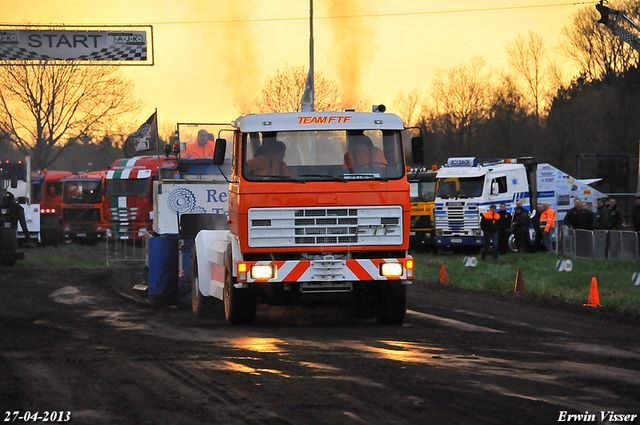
[257,176,306,183]
[299,174,348,182]
[342,174,389,182]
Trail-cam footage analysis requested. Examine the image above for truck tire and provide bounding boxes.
[224,250,256,325]
[376,282,406,326]
[191,248,216,318]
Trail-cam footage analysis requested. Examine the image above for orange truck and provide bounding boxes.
[191,110,420,325]
[61,171,108,244]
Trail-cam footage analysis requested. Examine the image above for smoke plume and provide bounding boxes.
[326,0,379,109]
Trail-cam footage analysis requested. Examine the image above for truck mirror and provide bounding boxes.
[491,181,499,196]
[411,136,424,165]
[49,186,56,198]
[213,138,226,165]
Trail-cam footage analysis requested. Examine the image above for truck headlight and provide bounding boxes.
[251,264,276,280]
[380,262,404,277]
[474,229,483,236]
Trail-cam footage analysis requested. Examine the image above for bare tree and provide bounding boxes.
[0,62,142,170]
[559,0,640,81]
[426,56,493,152]
[506,31,550,118]
[392,89,422,127]
[254,65,341,114]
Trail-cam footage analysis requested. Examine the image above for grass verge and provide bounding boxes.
[411,250,640,315]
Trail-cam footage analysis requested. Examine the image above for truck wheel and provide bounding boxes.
[191,248,216,318]
[224,253,256,325]
[508,234,518,252]
[376,282,406,326]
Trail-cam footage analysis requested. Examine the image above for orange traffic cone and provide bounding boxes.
[514,267,525,292]
[439,262,449,283]
[584,277,601,307]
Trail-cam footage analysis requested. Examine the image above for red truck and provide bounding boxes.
[61,171,108,244]
[105,156,177,240]
[32,170,73,245]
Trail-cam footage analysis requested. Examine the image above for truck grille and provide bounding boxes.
[63,208,101,222]
[434,205,479,236]
[111,207,139,222]
[248,206,403,248]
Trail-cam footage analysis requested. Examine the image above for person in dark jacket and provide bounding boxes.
[511,200,530,253]
[632,196,640,232]
[577,201,595,230]
[608,198,624,230]
[564,198,582,230]
[497,203,512,254]
[481,204,500,260]
[594,197,611,230]
[3,192,30,246]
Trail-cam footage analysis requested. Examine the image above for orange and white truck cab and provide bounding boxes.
[192,110,418,325]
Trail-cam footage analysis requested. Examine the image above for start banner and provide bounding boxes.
[0,26,152,64]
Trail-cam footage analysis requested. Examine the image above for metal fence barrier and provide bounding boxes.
[559,227,638,261]
[106,231,146,266]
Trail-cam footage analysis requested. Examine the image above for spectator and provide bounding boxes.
[497,202,512,254]
[564,198,582,230]
[3,192,31,247]
[481,204,500,260]
[540,202,556,253]
[632,196,640,232]
[578,201,595,230]
[594,197,611,230]
[533,203,544,252]
[511,200,530,253]
[608,197,624,230]
[183,129,216,159]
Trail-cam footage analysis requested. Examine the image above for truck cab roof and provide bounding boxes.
[233,112,404,132]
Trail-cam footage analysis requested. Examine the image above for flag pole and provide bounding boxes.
[309,0,314,111]
[155,108,160,175]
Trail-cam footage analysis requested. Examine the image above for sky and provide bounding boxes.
[1,0,592,132]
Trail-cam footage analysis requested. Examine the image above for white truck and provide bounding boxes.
[433,157,604,249]
[0,157,40,244]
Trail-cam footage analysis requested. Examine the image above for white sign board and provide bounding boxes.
[154,182,229,234]
[0,27,152,64]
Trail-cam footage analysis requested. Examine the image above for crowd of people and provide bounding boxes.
[481,196,636,260]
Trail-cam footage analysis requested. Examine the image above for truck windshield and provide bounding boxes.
[242,130,405,182]
[411,181,436,203]
[63,180,103,204]
[106,178,149,198]
[437,176,485,199]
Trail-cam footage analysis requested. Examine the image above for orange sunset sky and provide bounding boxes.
[2,0,593,129]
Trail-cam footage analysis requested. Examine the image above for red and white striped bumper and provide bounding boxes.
[236,258,413,283]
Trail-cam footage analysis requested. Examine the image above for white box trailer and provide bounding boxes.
[433,157,604,247]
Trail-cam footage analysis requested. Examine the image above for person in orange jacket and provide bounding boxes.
[183,129,216,159]
[246,141,291,178]
[343,136,387,172]
[539,202,556,253]
[481,204,501,260]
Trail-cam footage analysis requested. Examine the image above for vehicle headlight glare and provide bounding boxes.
[381,262,403,277]
[251,265,276,280]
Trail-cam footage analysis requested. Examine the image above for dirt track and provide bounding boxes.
[1,268,639,424]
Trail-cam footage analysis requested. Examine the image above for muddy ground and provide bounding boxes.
[1,268,639,424]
